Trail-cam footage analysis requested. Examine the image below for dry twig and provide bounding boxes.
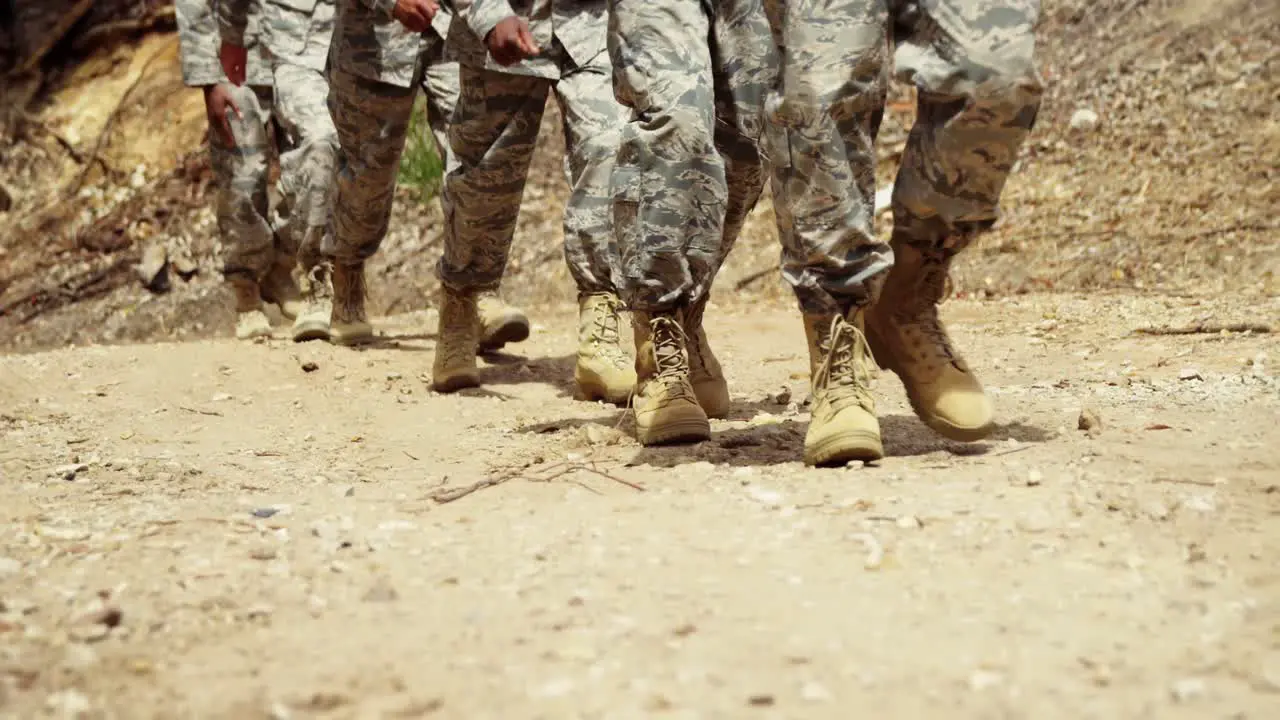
[1134,323,1272,336]
[429,459,645,504]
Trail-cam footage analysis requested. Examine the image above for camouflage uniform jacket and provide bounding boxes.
[448,0,606,79]
[323,0,453,89]
[220,0,336,72]
[176,0,272,86]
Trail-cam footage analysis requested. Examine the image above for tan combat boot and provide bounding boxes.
[632,311,710,445]
[260,257,304,320]
[330,262,374,346]
[229,275,272,340]
[865,242,994,441]
[683,297,730,418]
[476,289,530,352]
[575,293,636,405]
[291,263,333,342]
[433,287,481,392]
[803,312,883,466]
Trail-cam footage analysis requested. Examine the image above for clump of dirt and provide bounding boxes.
[1,0,1276,353]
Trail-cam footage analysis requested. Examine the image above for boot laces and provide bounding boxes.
[906,250,959,366]
[649,316,693,392]
[306,263,333,302]
[587,295,629,368]
[815,316,873,412]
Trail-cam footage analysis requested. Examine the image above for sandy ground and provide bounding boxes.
[1,293,1278,719]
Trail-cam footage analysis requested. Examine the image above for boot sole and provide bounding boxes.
[291,320,331,343]
[433,373,480,393]
[865,320,994,443]
[478,317,530,352]
[636,417,711,446]
[804,431,884,467]
[330,324,375,347]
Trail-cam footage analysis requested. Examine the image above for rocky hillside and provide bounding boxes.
[0,0,1276,352]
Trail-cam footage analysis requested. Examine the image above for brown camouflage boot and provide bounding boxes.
[291,263,332,342]
[575,293,636,405]
[260,257,304,321]
[631,311,710,446]
[865,242,994,441]
[683,297,730,418]
[433,287,481,392]
[476,289,530,352]
[228,275,271,340]
[803,312,883,466]
[330,262,374,346]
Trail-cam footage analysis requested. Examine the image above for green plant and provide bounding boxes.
[396,97,444,205]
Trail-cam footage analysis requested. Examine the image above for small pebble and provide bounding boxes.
[1170,677,1207,703]
[1078,407,1102,432]
[363,579,398,603]
[1178,367,1203,381]
[800,681,832,702]
[1069,107,1100,132]
[895,515,921,530]
[969,669,1005,692]
[1026,469,1044,487]
[747,694,775,707]
[300,361,319,373]
[249,546,278,561]
[251,508,280,519]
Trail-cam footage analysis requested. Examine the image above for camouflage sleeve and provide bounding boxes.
[357,0,399,18]
[466,0,518,42]
[175,0,224,86]
[218,0,255,46]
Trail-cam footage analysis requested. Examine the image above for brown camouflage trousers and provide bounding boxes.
[324,34,459,266]
[437,41,625,296]
[208,83,286,283]
[765,0,1044,313]
[607,0,774,312]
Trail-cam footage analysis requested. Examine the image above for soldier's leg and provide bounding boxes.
[553,54,635,405]
[682,0,776,419]
[763,0,894,465]
[209,83,276,340]
[420,38,528,352]
[433,67,550,392]
[323,64,421,346]
[272,61,340,342]
[608,0,720,445]
[418,34,460,178]
[867,0,1044,441]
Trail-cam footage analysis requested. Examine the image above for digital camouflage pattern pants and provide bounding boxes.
[209,83,286,283]
[271,60,338,278]
[607,0,774,312]
[324,35,460,266]
[436,42,624,296]
[767,0,1043,313]
[609,0,1043,315]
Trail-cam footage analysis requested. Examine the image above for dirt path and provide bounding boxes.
[1,293,1278,719]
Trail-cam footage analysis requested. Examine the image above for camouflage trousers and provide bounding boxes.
[437,42,625,296]
[324,34,459,266]
[607,0,774,312]
[768,0,1044,314]
[208,83,287,283]
[270,60,338,277]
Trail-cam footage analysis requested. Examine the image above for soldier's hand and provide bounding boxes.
[486,16,539,66]
[203,85,243,148]
[392,0,439,33]
[219,42,248,86]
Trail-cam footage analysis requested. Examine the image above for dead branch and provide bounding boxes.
[734,265,780,291]
[428,459,645,504]
[1134,323,1272,336]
